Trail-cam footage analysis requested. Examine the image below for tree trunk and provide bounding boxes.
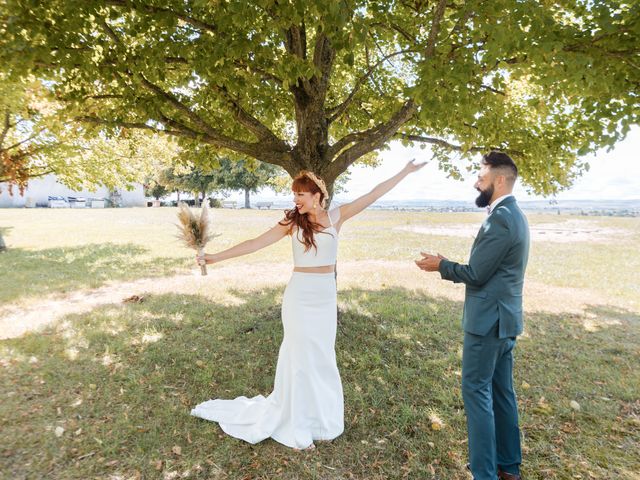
[201,189,206,207]
[0,233,6,252]
[176,191,180,203]
[244,188,250,209]
[194,191,200,207]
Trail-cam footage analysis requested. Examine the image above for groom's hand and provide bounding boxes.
[415,252,447,272]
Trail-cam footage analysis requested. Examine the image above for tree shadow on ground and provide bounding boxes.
[1,287,638,479]
[0,243,187,304]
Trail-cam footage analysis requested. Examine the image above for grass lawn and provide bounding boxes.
[1,207,639,479]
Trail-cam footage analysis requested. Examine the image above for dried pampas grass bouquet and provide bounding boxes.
[176,202,219,276]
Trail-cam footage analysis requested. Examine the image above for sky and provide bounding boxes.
[232,126,640,203]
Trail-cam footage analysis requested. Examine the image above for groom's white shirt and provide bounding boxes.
[488,194,513,215]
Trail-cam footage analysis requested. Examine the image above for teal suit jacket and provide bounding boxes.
[438,196,530,338]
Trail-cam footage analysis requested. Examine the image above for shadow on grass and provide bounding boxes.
[583,303,640,324]
[0,243,188,304]
[0,287,638,479]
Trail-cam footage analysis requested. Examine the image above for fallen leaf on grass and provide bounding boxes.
[533,396,553,415]
[172,445,182,456]
[570,400,581,411]
[54,426,65,437]
[123,295,145,303]
[428,413,444,431]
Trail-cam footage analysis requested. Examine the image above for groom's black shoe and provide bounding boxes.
[465,464,521,480]
[498,469,522,480]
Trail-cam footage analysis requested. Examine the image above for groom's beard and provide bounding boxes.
[475,185,494,208]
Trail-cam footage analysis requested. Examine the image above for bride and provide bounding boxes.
[191,160,426,450]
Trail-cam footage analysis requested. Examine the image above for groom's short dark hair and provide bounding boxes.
[482,151,518,183]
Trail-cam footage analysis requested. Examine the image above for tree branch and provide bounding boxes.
[327,123,386,158]
[326,49,416,123]
[396,133,523,157]
[397,134,486,152]
[0,110,10,148]
[478,84,506,96]
[424,0,448,59]
[138,74,221,137]
[370,21,417,44]
[212,84,287,146]
[2,127,49,153]
[285,24,307,59]
[105,0,217,35]
[83,94,125,100]
[285,23,316,97]
[78,112,292,169]
[0,166,55,184]
[442,7,474,44]
[232,60,283,85]
[96,16,123,46]
[312,32,335,99]
[328,100,417,178]
[77,116,191,136]
[10,143,60,161]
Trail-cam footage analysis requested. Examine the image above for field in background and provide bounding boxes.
[1,208,639,479]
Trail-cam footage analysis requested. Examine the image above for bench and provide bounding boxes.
[222,200,237,209]
[255,201,273,210]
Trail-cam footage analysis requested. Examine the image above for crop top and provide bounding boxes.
[292,207,340,267]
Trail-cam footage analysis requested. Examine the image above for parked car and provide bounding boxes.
[88,198,106,208]
[48,196,69,208]
[67,196,86,208]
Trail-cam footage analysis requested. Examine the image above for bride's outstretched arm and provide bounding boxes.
[197,222,289,265]
[338,159,427,224]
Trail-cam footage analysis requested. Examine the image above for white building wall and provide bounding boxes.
[0,174,146,207]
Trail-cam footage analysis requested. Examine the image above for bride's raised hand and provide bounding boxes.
[403,158,428,174]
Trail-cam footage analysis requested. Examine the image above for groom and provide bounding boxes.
[416,152,529,480]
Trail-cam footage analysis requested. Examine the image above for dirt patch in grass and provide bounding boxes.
[396,219,632,243]
[0,263,291,340]
[2,260,631,340]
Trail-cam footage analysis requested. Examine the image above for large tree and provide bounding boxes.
[155,163,221,207]
[199,158,283,208]
[1,1,637,195]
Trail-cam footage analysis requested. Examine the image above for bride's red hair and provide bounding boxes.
[279,172,331,252]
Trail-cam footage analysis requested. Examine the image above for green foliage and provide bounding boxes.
[210,158,283,194]
[0,74,180,194]
[156,164,219,205]
[150,143,285,205]
[144,180,169,201]
[1,1,638,194]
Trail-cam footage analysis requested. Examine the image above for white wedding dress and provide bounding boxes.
[191,208,344,449]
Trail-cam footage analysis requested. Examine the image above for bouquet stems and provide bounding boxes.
[198,247,207,276]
